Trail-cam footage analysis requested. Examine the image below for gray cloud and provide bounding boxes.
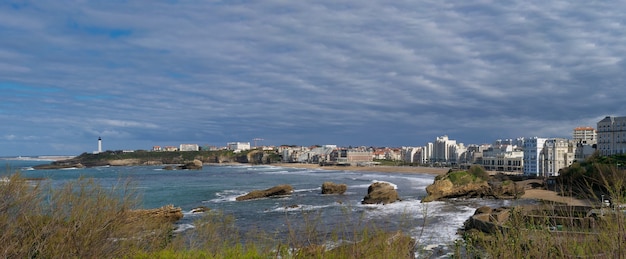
[1,1,625,155]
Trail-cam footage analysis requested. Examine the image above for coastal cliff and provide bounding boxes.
[33,149,281,169]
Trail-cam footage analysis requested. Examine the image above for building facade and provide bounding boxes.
[179,144,200,151]
[523,137,547,176]
[539,138,575,177]
[482,144,523,172]
[227,142,251,152]
[597,116,626,156]
[573,126,597,161]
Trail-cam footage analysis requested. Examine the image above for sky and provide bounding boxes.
[1,1,626,156]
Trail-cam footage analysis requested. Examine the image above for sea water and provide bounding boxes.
[1,158,533,257]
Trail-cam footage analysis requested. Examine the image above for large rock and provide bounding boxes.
[236,184,294,201]
[362,182,400,205]
[422,178,490,202]
[321,181,347,195]
[109,159,142,166]
[422,170,529,203]
[125,204,184,223]
[177,159,203,170]
[490,180,525,199]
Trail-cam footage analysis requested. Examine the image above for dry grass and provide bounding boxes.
[459,167,626,258]
[1,171,422,258]
[0,173,172,258]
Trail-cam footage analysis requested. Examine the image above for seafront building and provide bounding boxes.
[481,142,524,172]
[523,137,548,176]
[227,142,251,153]
[573,126,597,160]
[179,144,200,151]
[597,116,626,156]
[539,138,575,177]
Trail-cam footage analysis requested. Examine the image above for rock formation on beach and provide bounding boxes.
[361,182,400,205]
[321,181,347,194]
[422,168,525,202]
[236,184,294,201]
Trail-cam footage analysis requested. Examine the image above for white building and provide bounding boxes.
[430,135,465,164]
[179,144,199,151]
[433,135,456,163]
[523,137,548,176]
[420,142,434,164]
[227,142,251,153]
[482,144,523,172]
[597,116,626,156]
[401,147,422,163]
[539,138,575,177]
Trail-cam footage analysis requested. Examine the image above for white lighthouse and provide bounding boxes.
[98,137,102,153]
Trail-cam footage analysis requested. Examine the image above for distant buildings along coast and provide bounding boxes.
[104,116,626,178]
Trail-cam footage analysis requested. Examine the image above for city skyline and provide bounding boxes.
[2,1,626,156]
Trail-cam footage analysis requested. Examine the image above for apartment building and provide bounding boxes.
[573,126,597,160]
[523,137,548,176]
[597,116,626,156]
[539,138,575,177]
[179,144,199,151]
[227,142,251,153]
[334,148,373,165]
[482,144,523,172]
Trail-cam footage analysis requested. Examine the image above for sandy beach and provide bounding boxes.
[272,163,451,175]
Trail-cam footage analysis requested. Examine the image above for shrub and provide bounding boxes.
[468,165,489,181]
[0,174,172,258]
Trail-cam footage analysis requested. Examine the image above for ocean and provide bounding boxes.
[2,158,534,257]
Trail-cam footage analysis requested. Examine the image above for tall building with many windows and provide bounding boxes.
[573,126,597,160]
[523,137,548,176]
[597,116,626,156]
[539,138,575,177]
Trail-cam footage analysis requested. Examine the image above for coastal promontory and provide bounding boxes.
[33,149,281,169]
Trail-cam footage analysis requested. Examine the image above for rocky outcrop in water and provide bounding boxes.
[361,182,400,205]
[321,181,347,194]
[236,184,294,201]
[125,204,184,223]
[422,170,525,202]
[177,159,203,170]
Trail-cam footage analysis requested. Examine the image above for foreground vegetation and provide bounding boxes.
[459,154,626,258]
[0,172,417,258]
[6,153,626,258]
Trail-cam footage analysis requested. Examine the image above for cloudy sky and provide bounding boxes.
[1,1,625,156]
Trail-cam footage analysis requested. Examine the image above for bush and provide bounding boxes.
[459,166,626,258]
[468,165,489,181]
[0,174,172,258]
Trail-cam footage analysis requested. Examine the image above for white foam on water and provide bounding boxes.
[359,199,476,251]
[370,180,398,189]
[207,189,246,202]
[174,223,195,233]
[294,187,320,193]
[269,203,335,213]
